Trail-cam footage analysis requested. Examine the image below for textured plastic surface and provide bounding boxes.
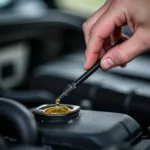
[133,140,150,150]
[37,110,141,150]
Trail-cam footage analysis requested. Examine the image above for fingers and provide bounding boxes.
[110,27,122,45]
[83,0,150,71]
[103,37,112,51]
[120,64,127,68]
[82,0,112,45]
[84,8,126,70]
[103,27,122,52]
[100,31,146,70]
[119,34,129,68]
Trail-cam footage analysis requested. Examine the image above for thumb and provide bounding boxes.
[100,31,146,70]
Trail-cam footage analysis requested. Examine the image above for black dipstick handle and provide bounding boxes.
[73,39,124,87]
[57,39,124,100]
[73,60,100,87]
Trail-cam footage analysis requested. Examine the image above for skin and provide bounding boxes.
[83,0,150,70]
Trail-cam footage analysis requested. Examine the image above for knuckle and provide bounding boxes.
[91,24,97,36]
[82,21,89,32]
[140,34,150,49]
[116,46,129,64]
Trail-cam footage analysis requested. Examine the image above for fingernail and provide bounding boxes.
[84,57,88,68]
[84,58,91,70]
[101,58,114,70]
[84,61,87,69]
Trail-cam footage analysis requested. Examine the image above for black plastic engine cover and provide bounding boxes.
[30,52,150,132]
[133,140,150,150]
[36,110,141,150]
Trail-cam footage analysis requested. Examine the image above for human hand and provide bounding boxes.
[83,0,150,70]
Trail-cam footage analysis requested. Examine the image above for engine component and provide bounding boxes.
[32,104,141,150]
[0,98,38,145]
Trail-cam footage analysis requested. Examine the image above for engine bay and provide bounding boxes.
[0,1,150,150]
